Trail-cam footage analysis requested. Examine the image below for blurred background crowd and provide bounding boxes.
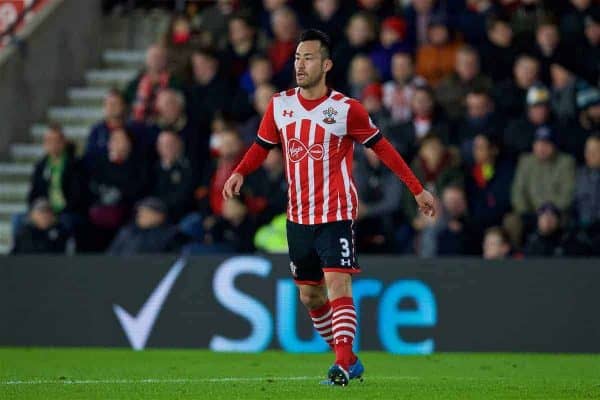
[12,0,600,259]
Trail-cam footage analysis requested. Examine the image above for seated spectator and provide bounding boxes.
[360,83,393,137]
[574,135,600,231]
[86,128,148,250]
[493,54,540,119]
[465,133,515,231]
[454,0,498,47]
[356,0,396,21]
[188,197,257,254]
[508,0,552,47]
[370,16,411,82]
[12,198,71,255]
[222,12,265,82]
[269,7,300,88]
[550,56,580,125]
[382,52,426,123]
[524,203,566,256]
[480,15,518,83]
[532,20,566,85]
[415,16,461,87]
[85,89,147,167]
[560,0,599,46]
[238,54,274,97]
[239,83,277,146]
[186,48,233,126]
[354,147,403,253]
[420,185,480,256]
[482,226,513,260]
[347,54,379,101]
[196,0,238,48]
[161,13,207,83]
[435,45,492,121]
[152,88,208,171]
[303,0,349,46]
[331,12,376,92]
[389,86,451,162]
[504,84,556,160]
[403,0,437,49]
[27,124,85,229]
[152,131,196,223]
[453,89,504,152]
[566,84,600,161]
[124,44,179,123]
[509,126,575,244]
[108,197,181,255]
[574,14,599,84]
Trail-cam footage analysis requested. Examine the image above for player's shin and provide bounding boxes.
[309,301,334,349]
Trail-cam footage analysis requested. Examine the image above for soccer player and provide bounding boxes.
[223,29,436,386]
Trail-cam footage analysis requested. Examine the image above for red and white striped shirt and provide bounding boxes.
[257,88,380,225]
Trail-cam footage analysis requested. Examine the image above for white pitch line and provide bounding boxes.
[0,376,424,386]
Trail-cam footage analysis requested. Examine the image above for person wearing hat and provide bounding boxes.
[503,84,558,160]
[108,197,181,255]
[510,125,576,244]
[370,16,411,82]
[523,202,566,256]
[12,198,71,255]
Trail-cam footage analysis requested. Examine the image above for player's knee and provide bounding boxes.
[326,274,351,300]
[299,290,326,310]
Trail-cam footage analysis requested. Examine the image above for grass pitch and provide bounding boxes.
[1,348,599,399]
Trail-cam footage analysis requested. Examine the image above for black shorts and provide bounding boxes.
[286,219,360,285]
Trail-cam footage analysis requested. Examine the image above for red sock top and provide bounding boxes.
[309,301,332,319]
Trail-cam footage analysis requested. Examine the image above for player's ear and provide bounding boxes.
[323,59,333,73]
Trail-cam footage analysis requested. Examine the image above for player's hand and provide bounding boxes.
[222,173,244,200]
[414,189,436,218]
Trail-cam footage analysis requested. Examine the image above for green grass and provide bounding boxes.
[1,349,599,399]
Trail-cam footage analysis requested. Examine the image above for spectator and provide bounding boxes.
[532,20,565,85]
[560,84,600,163]
[222,13,264,82]
[415,16,461,87]
[152,131,196,222]
[454,0,498,47]
[508,0,552,47]
[87,128,148,250]
[269,6,300,87]
[465,133,515,230]
[382,52,426,123]
[549,57,580,125]
[304,0,348,46]
[189,196,257,254]
[574,13,599,84]
[574,135,600,229]
[347,54,379,100]
[504,84,556,160]
[404,0,437,48]
[389,86,451,162]
[197,0,238,48]
[354,147,403,252]
[108,197,180,255]
[248,147,287,226]
[435,45,492,121]
[509,126,575,243]
[421,185,479,256]
[560,0,599,46]
[27,124,85,226]
[161,13,207,83]
[524,202,566,256]
[239,83,277,146]
[85,89,148,167]
[124,44,179,123]
[493,54,540,119]
[331,12,376,92]
[370,16,411,82]
[239,54,274,97]
[453,89,504,153]
[187,48,233,127]
[361,83,393,137]
[152,88,208,169]
[12,198,70,255]
[480,15,518,83]
[356,0,396,21]
[482,226,513,260]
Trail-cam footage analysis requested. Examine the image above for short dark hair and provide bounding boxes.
[299,29,332,60]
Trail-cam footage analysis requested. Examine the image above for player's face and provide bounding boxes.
[295,41,328,89]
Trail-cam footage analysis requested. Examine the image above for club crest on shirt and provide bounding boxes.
[322,107,338,124]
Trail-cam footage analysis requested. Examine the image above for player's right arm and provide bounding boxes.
[223,98,280,200]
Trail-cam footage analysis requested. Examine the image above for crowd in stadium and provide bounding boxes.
[11,0,600,259]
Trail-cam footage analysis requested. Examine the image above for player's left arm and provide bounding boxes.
[347,100,437,217]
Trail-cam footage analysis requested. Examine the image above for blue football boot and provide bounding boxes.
[327,364,350,386]
[348,357,364,381]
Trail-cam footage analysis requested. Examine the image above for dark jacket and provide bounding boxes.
[205,215,257,253]
[492,79,528,120]
[88,153,148,208]
[108,223,180,255]
[388,117,451,164]
[152,157,197,222]
[28,146,85,214]
[12,222,69,254]
[503,118,557,161]
[84,120,151,168]
[524,230,565,257]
